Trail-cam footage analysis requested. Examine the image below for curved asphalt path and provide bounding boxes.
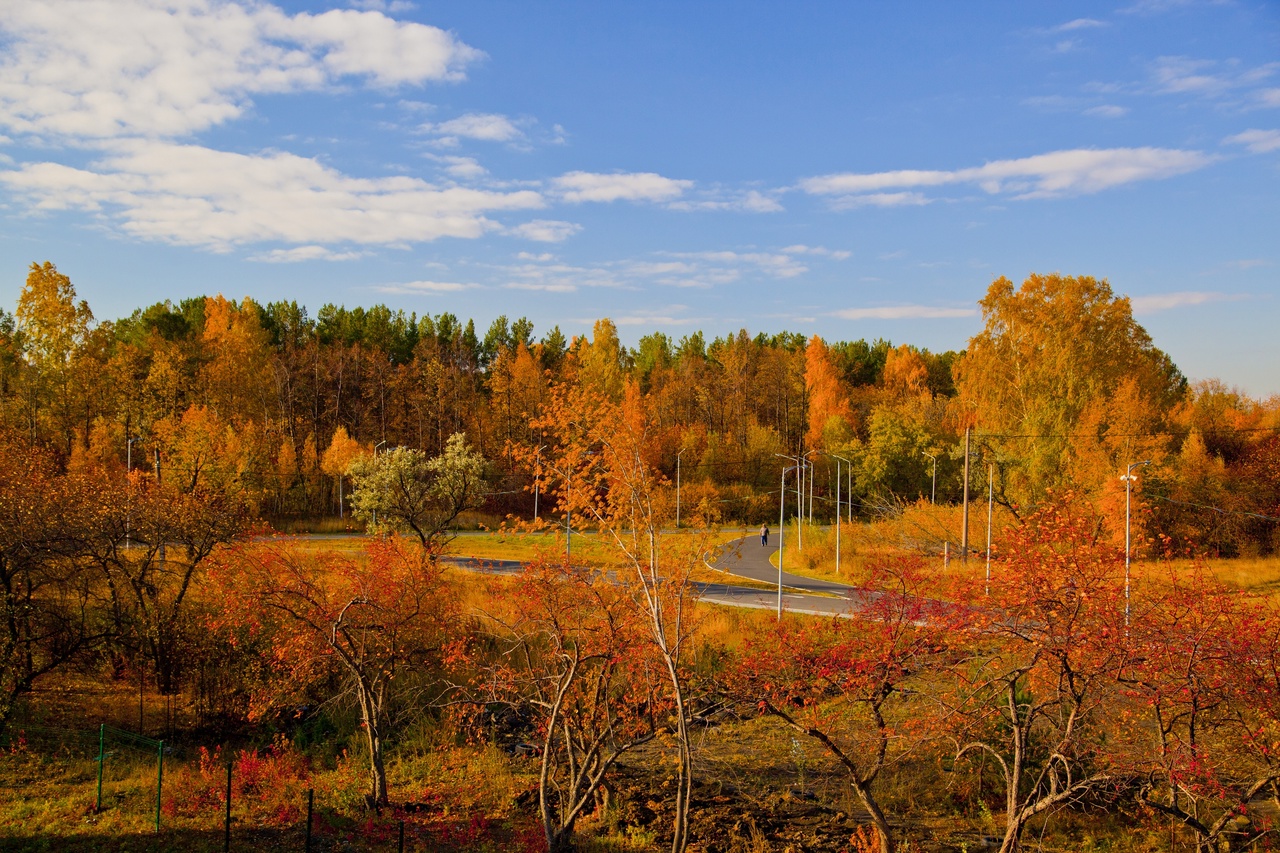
[697,535,864,617]
[442,533,864,618]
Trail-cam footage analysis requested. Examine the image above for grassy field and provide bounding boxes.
[6,521,1274,852]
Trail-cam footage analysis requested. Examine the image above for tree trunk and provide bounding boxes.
[358,690,388,807]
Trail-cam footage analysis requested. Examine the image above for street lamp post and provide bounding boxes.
[926,453,937,505]
[830,454,851,577]
[1123,460,1151,628]
[777,464,798,620]
[775,453,803,551]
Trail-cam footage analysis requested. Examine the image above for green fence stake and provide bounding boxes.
[224,762,232,852]
[304,788,314,853]
[155,739,164,832]
[95,724,105,813]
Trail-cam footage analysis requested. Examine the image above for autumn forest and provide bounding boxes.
[4,260,1280,853]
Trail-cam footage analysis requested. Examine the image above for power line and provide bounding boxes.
[1148,494,1280,524]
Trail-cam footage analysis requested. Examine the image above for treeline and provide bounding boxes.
[4,262,1279,554]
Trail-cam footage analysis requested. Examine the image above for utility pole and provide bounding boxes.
[961,426,971,560]
[986,463,994,596]
[808,459,814,522]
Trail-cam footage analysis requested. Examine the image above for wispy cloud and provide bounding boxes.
[832,305,978,320]
[480,244,821,295]
[374,279,473,295]
[610,309,701,327]
[1149,56,1280,107]
[1128,291,1246,313]
[1053,18,1107,32]
[1224,129,1280,154]
[800,147,1212,204]
[0,140,544,249]
[553,171,693,204]
[249,245,366,263]
[672,250,808,279]
[508,219,582,243]
[828,191,930,209]
[1084,104,1129,118]
[781,245,852,260]
[1121,0,1230,15]
[669,189,783,213]
[420,112,525,145]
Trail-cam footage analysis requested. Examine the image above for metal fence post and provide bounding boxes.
[224,761,233,852]
[95,724,105,812]
[305,788,314,853]
[155,740,164,832]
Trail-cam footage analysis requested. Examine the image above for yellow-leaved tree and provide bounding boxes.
[955,274,1184,514]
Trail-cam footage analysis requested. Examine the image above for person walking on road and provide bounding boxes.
[761,524,769,546]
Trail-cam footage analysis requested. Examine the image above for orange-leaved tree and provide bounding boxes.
[475,555,663,852]
[942,492,1131,853]
[319,425,367,518]
[736,557,950,853]
[1123,565,1280,851]
[526,377,713,853]
[208,537,461,807]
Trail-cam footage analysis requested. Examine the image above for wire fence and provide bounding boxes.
[0,722,465,851]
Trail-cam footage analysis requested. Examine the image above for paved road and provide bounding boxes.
[699,535,863,617]
[443,535,864,618]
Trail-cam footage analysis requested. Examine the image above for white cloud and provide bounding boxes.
[833,305,978,320]
[1084,104,1129,118]
[801,147,1212,202]
[1121,0,1231,15]
[422,112,524,143]
[505,282,579,293]
[553,171,693,204]
[0,140,544,249]
[249,245,365,262]
[1225,129,1280,153]
[1149,56,1280,105]
[0,0,481,141]
[1054,18,1107,31]
[1128,291,1245,313]
[669,189,783,212]
[612,311,700,326]
[508,219,582,242]
[429,155,487,179]
[348,0,416,12]
[781,245,852,260]
[374,279,472,294]
[674,250,808,279]
[828,191,931,209]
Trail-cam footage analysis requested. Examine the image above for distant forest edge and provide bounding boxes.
[5,261,1278,556]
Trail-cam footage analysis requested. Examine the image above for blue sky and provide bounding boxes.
[1,0,1278,394]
